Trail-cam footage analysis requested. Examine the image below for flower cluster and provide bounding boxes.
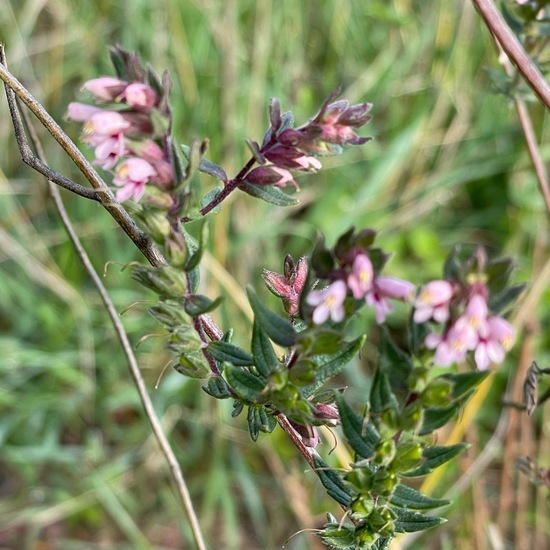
[245,91,372,190]
[414,279,516,370]
[67,76,174,202]
[307,252,415,325]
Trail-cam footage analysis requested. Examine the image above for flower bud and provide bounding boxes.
[83,76,128,102]
[245,165,297,189]
[122,82,158,110]
[421,378,453,407]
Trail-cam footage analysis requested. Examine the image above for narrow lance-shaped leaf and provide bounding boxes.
[379,328,412,394]
[390,483,450,510]
[369,368,399,414]
[403,443,469,477]
[336,393,379,459]
[419,401,462,435]
[251,319,280,378]
[392,507,446,533]
[312,453,354,507]
[239,181,300,207]
[202,376,233,399]
[208,341,254,367]
[304,336,366,397]
[441,371,489,400]
[224,365,266,403]
[184,294,222,316]
[246,286,297,347]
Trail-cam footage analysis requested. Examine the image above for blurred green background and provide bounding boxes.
[1,1,549,549]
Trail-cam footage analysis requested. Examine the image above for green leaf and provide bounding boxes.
[485,256,515,293]
[184,294,222,316]
[251,319,280,378]
[392,508,446,533]
[336,394,380,459]
[183,219,208,272]
[308,336,365,392]
[239,182,299,207]
[197,158,228,182]
[109,46,131,81]
[379,329,412,394]
[247,405,277,441]
[180,140,203,182]
[202,376,233,399]
[390,484,450,510]
[207,341,254,367]
[224,366,265,402]
[408,316,430,356]
[310,235,335,277]
[488,283,526,315]
[313,454,354,507]
[334,226,357,261]
[419,402,461,435]
[404,443,469,477]
[246,287,297,347]
[296,328,343,355]
[200,187,223,214]
[369,368,399,414]
[441,371,489,400]
[317,525,356,549]
[247,405,261,442]
[173,352,211,379]
[187,266,200,294]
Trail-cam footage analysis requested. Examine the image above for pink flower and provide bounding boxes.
[474,316,516,370]
[66,102,103,122]
[426,322,474,367]
[347,254,373,299]
[128,139,166,162]
[293,155,322,171]
[83,77,128,102]
[121,82,158,110]
[93,134,128,170]
[82,111,131,146]
[113,157,157,202]
[288,420,319,448]
[366,277,415,324]
[460,294,489,335]
[307,280,347,324]
[413,280,454,323]
[150,160,174,187]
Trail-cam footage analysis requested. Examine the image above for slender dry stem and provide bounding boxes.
[471,0,550,110]
[495,42,550,214]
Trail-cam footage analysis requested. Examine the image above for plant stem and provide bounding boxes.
[471,0,550,110]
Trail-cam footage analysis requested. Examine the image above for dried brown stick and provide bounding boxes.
[471,0,550,110]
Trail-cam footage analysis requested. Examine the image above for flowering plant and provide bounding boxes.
[0,39,528,549]
[59,47,524,548]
